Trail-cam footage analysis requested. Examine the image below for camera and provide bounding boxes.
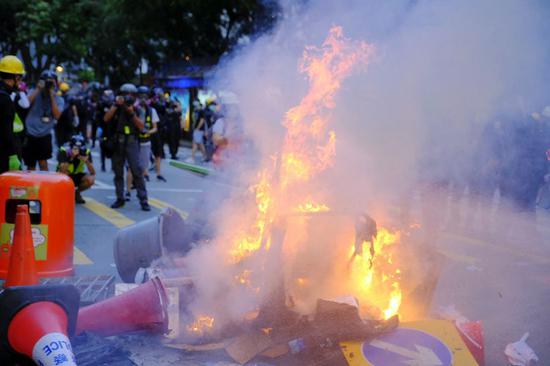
[123,95,135,106]
[79,147,87,156]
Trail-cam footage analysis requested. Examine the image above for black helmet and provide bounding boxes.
[137,86,150,95]
[153,87,164,97]
[119,83,137,94]
[70,135,85,148]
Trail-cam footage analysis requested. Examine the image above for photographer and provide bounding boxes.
[25,70,64,171]
[55,83,80,147]
[126,86,160,197]
[103,83,150,211]
[57,135,95,204]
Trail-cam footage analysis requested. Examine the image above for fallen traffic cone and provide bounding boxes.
[5,205,38,287]
[0,284,80,366]
[8,301,76,366]
[76,277,169,336]
[457,321,485,366]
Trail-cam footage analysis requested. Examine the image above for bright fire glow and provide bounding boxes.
[189,26,402,332]
[186,316,215,335]
[348,228,402,319]
[296,201,330,213]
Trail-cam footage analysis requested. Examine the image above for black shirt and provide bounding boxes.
[0,82,17,159]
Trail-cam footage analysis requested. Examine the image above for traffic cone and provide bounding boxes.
[8,301,76,366]
[457,321,485,366]
[5,205,38,288]
[76,277,169,336]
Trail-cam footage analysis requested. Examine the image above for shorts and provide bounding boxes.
[23,134,53,168]
[139,143,151,171]
[151,134,163,158]
[70,173,86,187]
[193,129,204,144]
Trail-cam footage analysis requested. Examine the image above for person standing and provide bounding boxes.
[164,93,182,160]
[24,70,64,171]
[103,83,150,211]
[11,81,30,160]
[126,86,160,199]
[189,100,207,163]
[0,55,24,173]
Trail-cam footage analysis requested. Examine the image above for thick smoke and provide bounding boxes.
[182,0,550,344]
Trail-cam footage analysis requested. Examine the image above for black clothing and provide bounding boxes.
[0,83,18,173]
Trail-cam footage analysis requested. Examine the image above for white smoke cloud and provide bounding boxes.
[182,0,550,338]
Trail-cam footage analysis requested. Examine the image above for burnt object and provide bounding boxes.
[72,332,136,366]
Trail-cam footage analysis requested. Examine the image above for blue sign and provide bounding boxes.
[362,328,452,366]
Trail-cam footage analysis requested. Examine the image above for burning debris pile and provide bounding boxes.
[104,26,467,365]
[179,25,406,335]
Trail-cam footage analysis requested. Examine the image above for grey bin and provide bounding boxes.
[113,208,186,283]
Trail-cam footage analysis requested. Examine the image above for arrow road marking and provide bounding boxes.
[369,339,443,366]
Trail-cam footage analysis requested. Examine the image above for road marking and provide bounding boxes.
[443,232,550,264]
[82,196,135,228]
[92,178,114,189]
[91,186,202,193]
[149,198,189,219]
[437,249,479,265]
[73,247,93,265]
[369,339,444,366]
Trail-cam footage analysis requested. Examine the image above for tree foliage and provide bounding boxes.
[0,0,279,85]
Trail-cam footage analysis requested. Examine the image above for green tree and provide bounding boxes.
[0,0,279,85]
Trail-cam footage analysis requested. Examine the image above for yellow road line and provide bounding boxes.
[74,247,93,265]
[443,232,550,265]
[437,249,479,265]
[149,198,189,219]
[82,196,135,228]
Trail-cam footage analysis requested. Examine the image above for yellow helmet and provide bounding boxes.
[0,55,25,75]
[59,82,70,92]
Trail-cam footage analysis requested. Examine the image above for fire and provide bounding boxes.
[214,25,402,325]
[296,201,330,213]
[186,316,215,335]
[348,228,402,319]
[229,171,273,262]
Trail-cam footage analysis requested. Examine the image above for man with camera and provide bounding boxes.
[103,83,150,211]
[0,55,25,174]
[24,70,64,170]
[57,135,95,204]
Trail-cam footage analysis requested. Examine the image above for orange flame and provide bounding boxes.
[348,228,402,319]
[186,316,215,335]
[295,201,330,213]
[219,26,402,322]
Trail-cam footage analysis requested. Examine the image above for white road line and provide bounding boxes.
[92,179,113,189]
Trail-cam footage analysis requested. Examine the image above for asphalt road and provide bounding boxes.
[70,145,550,365]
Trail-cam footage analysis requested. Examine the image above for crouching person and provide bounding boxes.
[57,135,95,204]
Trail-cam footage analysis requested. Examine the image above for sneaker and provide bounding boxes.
[75,191,86,204]
[157,175,167,182]
[111,199,125,209]
[140,202,151,211]
[171,155,178,160]
[125,191,131,201]
[144,175,150,182]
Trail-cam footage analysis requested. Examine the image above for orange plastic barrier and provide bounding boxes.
[0,171,75,278]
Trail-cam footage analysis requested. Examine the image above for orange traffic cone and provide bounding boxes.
[76,277,169,336]
[5,205,38,288]
[8,301,76,366]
